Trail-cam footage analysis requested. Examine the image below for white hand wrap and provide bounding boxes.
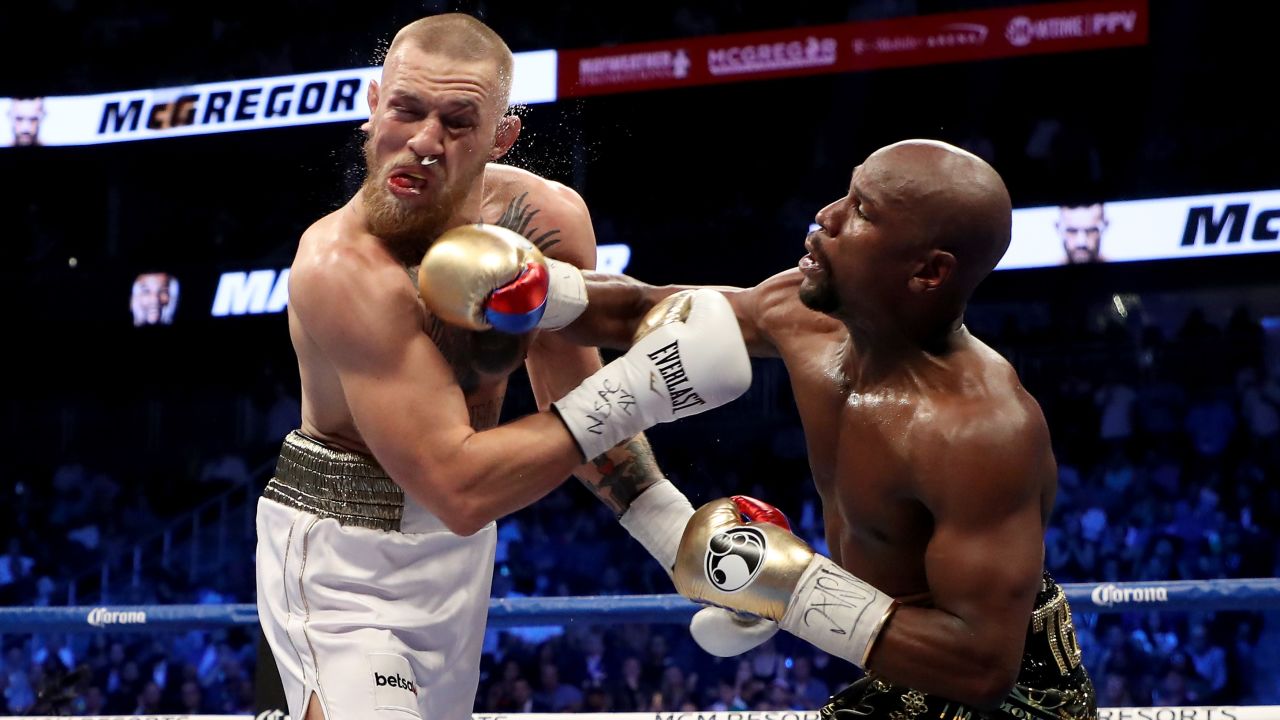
[779,555,897,668]
[617,479,693,571]
[537,258,587,330]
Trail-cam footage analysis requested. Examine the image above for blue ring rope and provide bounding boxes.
[0,578,1276,633]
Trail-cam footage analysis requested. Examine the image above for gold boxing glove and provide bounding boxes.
[673,498,898,668]
[418,223,586,333]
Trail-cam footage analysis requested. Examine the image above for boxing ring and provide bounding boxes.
[1,578,1277,719]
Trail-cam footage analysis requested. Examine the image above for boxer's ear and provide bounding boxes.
[490,115,521,160]
[361,80,380,133]
[912,249,955,292]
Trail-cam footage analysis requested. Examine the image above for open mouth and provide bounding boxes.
[800,236,826,275]
[387,170,430,196]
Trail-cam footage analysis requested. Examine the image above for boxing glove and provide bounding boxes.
[673,498,898,668]
[620,489,783,657]
[417,223,587,333]
[553,289,751,461]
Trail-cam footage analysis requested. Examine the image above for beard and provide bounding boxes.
[358,139,484,266]
[798,271,840,314]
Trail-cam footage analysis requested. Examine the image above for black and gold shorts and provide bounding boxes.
[819,574,1097,720]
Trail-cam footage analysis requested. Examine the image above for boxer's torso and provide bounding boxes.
[291,164,561,451]
[760,271,1056,601]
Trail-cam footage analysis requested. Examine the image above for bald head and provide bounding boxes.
[865,139,1012,293]
[386,13,514,113]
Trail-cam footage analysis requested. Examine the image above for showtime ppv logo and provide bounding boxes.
[707,36,837,76]
[1090,583,1169,608]
[86,607,148,627]
[1005,11,1138,47]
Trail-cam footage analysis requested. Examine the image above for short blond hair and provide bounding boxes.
[388,13,514,113]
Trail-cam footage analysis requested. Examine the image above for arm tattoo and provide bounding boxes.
[467,397,503,430]
[580,436,664,516]
[495,191,563,253]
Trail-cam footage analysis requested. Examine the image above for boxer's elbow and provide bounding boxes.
[431,490,492,537]
[430,479,493,536]
[396,461,494,537]
[955,652,1019,709]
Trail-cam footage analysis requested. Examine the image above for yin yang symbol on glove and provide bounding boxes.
[705,527,767,592]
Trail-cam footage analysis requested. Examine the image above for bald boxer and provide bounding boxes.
[256,14,749,720]
[563,140,1097,718]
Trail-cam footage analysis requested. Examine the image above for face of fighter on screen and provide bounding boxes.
[132,273,173,325]
[9,98,44,146]
[359,43,521,252]
[1057,203,1107,263]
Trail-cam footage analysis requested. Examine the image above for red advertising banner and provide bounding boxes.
[558,0,1147,98]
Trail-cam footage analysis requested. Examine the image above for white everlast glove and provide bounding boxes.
[553,289,751,461]
[673,498,899,668]
[621,488,780,657]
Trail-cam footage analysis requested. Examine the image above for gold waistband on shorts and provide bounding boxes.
[263,430,405,531]
[1030,582,1084,675]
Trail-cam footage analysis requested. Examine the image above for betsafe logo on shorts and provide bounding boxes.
[374,671,418,696]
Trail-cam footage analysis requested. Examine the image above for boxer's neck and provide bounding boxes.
[840,313,966,389]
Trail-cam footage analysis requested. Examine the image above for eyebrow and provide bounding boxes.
[388,93,480,114]
[851,180,881,209]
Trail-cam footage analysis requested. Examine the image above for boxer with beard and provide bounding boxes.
[255,14,750,720]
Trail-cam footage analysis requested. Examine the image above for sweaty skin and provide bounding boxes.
[281,17,670,720]
[564,141,1056,707]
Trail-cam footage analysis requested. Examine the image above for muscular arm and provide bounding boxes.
[865,405,1053,707]
[561,270,807,359]
[502,179,671,513]
[527,331,665,513]
[291,249,582,537]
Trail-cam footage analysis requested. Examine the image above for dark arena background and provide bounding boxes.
[2,1,1279,718]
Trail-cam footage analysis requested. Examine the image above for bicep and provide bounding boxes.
[333,330,476,487]
[295,269,474,487]
[919,440,1045,641]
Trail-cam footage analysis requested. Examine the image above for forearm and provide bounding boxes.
[574,435,665,516]
[866,606,1021,708]
[560,272,682,350]
[406,411,583,536]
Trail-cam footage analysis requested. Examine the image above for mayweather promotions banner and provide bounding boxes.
[558,0,1147,97]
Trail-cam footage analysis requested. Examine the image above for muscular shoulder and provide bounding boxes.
[290,210,418,347]
[910,352,1053,508]
[483,163,595,268]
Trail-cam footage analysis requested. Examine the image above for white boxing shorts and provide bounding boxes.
[256,431,496,720]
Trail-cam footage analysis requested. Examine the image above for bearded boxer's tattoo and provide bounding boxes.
[582,437,663,516]
[467,398,503,430]
[495,191,562,253]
